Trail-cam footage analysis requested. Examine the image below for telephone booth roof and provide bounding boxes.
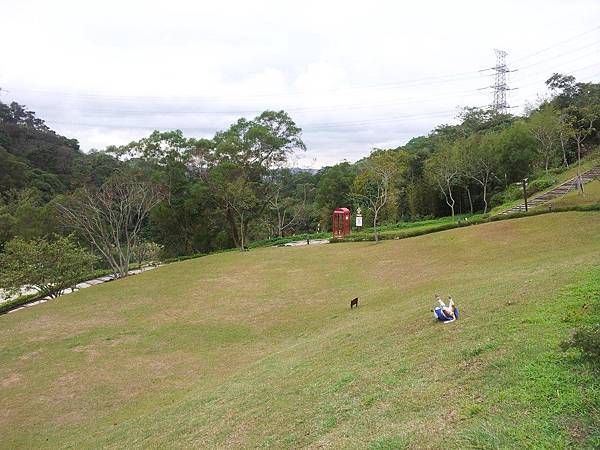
[333,207,350,213]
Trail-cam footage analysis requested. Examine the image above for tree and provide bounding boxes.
[457,134,498,214]
[456,106,515,135]
[315,162,357,228]
[132,241,162,267]
[111,129,197,166]
[563,106,597,192]
[528,105,561,173]
[564,107,596,163]
[57,177,164,278]
[208,110,306,250]
[0,235,97,299]
[425,142,460,218]
[208,164,259,251]
[495,121,537,184]
[546,73,579,109]
[558,114,572,167]
[268,169,310,238]
[350,154,396,242]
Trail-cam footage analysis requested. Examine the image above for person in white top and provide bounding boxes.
[433,294,458,323]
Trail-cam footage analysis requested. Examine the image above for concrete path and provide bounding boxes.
[281,239,330,247]
[4,265,160,314]
[501,165,600,215]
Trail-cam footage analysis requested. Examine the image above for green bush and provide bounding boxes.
[528,174,558,194]
[561,324,600,362]
[491,173,560,208]
[491,185,522,206]
[0,235,98,299]
[547,166,566,176]
[0,292,39,315]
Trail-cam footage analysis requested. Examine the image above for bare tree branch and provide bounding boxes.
[56,178,164,277]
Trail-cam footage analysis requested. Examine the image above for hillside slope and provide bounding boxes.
[1,212,599,448]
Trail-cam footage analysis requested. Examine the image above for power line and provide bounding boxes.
[2,72,485,103]
[32,87,487,117]
[3,26,599,105]
[512,24,600,63]
[43,107,477,132]
[518,38,600,71]
[516,60,600,91]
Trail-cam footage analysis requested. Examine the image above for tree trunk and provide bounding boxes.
[226,207,240,248]
[576,139,585,194]
[277,209,284,238]
[239,213,245,251]
[373,213,379,243]
[560,133,569,167]
[482,183,488,214]
[447,182,455,218]
[465,186,473,215]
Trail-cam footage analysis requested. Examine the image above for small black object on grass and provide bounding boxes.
[350,297,359,309]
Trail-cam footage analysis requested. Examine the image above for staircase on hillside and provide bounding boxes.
[501,165,600,215]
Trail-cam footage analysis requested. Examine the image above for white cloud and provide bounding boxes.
[1,0,599,166]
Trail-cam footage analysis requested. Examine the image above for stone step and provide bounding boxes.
[499,165,599,215]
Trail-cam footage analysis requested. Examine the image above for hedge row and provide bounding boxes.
[330,204,600,243]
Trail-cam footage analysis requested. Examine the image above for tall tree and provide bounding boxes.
[457,134,498,214]
[527,105,561,173]
[350,154,397,242]
[57,177,164,277]
[208,111,306,250]
[267,169,310,238]
[425,142,460,218]
[315,162,356,229]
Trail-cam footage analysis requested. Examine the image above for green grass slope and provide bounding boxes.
[1,212,599,448]
[551,180,600,209]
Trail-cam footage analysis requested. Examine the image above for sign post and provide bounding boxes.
[355,207,363,232]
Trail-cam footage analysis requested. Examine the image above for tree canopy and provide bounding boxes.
[1,72,599,262]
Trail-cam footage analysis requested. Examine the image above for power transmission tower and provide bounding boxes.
[492,49,509,113]
[479,49,516,114]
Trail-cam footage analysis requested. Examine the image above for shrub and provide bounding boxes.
[528,174,558,194]
[0,292,39,315]
[0,235,98,299]
[561,324,600,362]
[491,185,522,206]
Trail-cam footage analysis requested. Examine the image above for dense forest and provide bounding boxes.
[1,73,599,260]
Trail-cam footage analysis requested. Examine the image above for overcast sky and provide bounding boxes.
[1,0,600,167]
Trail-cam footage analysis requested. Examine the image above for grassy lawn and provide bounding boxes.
[551,180,600,209]
[1,212,599,448]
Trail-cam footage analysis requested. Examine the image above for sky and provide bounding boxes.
[1,0,600,168]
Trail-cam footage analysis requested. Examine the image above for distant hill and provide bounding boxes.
[0,99,120,200]
[290,167,320,175]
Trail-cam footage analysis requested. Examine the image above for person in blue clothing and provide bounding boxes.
[433,294,459,323]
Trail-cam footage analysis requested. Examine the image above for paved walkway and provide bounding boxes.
[501,165,600,215]
[280,239,330,247]
[4,265,159,314]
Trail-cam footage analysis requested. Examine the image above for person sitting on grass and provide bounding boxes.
[433,294,459,323]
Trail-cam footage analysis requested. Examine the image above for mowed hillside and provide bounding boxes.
[1,212,599,448]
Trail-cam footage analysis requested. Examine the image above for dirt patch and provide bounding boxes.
[1,373,21,388]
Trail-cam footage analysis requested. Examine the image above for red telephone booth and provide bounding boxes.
[332,208,351,238]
